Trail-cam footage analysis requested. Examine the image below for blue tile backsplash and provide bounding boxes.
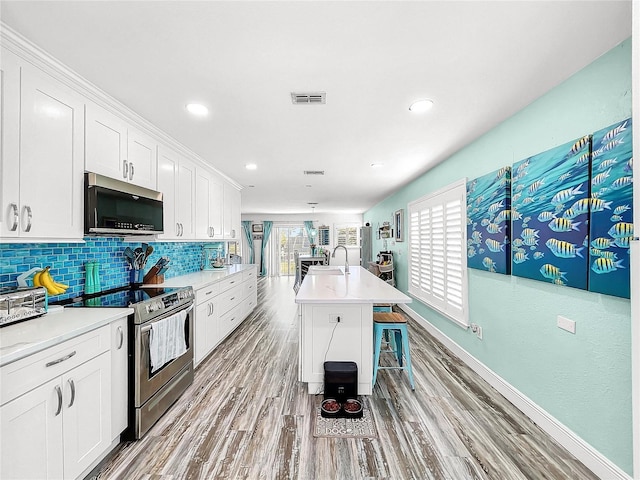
[0,238,226,301]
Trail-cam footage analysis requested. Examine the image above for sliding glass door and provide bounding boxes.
[276,225,311,276]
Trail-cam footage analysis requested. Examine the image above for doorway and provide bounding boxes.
[276,225,311,276]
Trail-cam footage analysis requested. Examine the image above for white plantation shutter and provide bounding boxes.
[408,179,468,327]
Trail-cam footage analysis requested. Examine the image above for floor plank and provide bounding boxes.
[94,276,598,480]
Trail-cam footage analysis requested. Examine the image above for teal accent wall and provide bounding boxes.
[365,38,632,474]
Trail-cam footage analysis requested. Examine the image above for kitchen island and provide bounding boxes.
[295,265,411,395]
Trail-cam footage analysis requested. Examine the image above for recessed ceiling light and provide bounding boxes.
[245,163,257,170]
[248,185,255,188]
[186,103,208,116]
[305,184,312,187]
[409,99,434,113]
[371,163,384,168]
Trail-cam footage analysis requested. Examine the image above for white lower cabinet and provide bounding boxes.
[192,266,258,367]
[0,325,114,480]
[111,317,128,439]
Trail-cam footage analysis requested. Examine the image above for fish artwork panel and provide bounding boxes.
[511,135,591,289]
[588,117,633,299]
[466,166,511,274]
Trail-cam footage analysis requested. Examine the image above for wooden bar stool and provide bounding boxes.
[372,312,415,390]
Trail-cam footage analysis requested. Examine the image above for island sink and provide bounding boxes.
[307,266,344,275]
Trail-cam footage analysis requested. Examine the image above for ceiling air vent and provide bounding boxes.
[304,170,325,176]
[291,92,326,105]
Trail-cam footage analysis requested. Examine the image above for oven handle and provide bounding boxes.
[140,304,194,333]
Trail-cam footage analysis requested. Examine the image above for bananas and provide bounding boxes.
[33,267,69,296]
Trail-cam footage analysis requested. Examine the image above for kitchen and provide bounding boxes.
[0,1,638,479]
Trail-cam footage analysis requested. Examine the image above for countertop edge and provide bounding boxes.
[0,307,134,368]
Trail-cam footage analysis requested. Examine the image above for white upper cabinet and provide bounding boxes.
[85,102,157,190]
[1,48,84,240]
[223,183,241,239]
[195,167,224,240]
[157,146,195,240]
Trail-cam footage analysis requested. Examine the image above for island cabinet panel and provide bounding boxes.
[300,303,373,395]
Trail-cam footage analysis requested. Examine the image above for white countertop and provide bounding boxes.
[0,307,133,367]
[295,266,412,304]
[157,264,255,289]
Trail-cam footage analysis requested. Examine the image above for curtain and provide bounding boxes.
[260,221,273,276]
[303,220,316,245]
[242,221,255,264]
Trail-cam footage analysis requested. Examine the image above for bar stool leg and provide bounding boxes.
[372,325,385,387]
[394,329,403,366]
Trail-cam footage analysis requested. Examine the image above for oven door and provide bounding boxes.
[134,303,194,407]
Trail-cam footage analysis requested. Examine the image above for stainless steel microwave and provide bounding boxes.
[85,172,164,236]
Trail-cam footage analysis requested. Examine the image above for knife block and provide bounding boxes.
[143,266,164,284]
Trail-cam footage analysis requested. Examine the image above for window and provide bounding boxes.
[408,179,468,327]
[335,224,359,247]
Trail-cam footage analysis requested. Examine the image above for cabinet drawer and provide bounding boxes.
[218,274,242,293]
[219,304,242,339]
[243,291,258,318]
[218,284,243,316]
[196,283,220,305]
[242,279,256,299]
[242,267,256,282]
[1,326,110,406]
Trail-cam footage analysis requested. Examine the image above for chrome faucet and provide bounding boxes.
[332,245,349,273]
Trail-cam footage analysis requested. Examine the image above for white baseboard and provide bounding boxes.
[399,304,631,480]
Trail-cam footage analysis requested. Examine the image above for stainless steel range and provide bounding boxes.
[55,285,195,439]
[129,286,194,438]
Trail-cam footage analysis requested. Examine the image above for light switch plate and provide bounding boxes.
[557,315,576,334]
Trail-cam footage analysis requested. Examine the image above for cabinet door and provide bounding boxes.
[0,48,21,239]
[0,378,64,480]
[209,173,224,239]
[194,301,210,366]
[195,168,212,239]
[127,128,157,189]
[85,103,128,182]
[19,63,84,239]
[177,158,196,239]
[157,146,178,239]
[230,187,242,240]
[111,317,128,439]
[223,182,241,238]
[62,352,111,480]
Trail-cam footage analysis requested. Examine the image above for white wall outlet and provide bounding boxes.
[470,323,483,339]
[557,315,576,334]
[329,314,341,324]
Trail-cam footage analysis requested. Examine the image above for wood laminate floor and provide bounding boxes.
[95,276,598,480]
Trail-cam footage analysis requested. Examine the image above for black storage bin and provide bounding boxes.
[323,361,358,402]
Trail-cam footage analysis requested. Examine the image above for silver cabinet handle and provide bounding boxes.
[176,223,180,236]
[123,159,129,179]
[129,162,134,181]
[46,350,77,367]
[68,379,75,408]
[23,205,33,232]
[229,296,235,301]
[231,229,236,238]
[180,223,184,236]
[9,203,18,231]
[117,326,124,349]
[54,385,63,416]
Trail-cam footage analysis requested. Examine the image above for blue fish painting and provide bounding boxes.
[511,136,591,289]
[588,118,633,299]
[466,167,511,274]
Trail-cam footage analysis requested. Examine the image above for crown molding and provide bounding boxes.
[0,22,242,190]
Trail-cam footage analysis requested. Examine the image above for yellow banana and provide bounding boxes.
[53,280,69,290]
[40,268,65,296]
[32,269,44,287]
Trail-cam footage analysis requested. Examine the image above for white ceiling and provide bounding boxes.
[0,1,632,215]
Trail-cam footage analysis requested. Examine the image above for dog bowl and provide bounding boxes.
[342,398,363,418]
[321,398,341,418]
